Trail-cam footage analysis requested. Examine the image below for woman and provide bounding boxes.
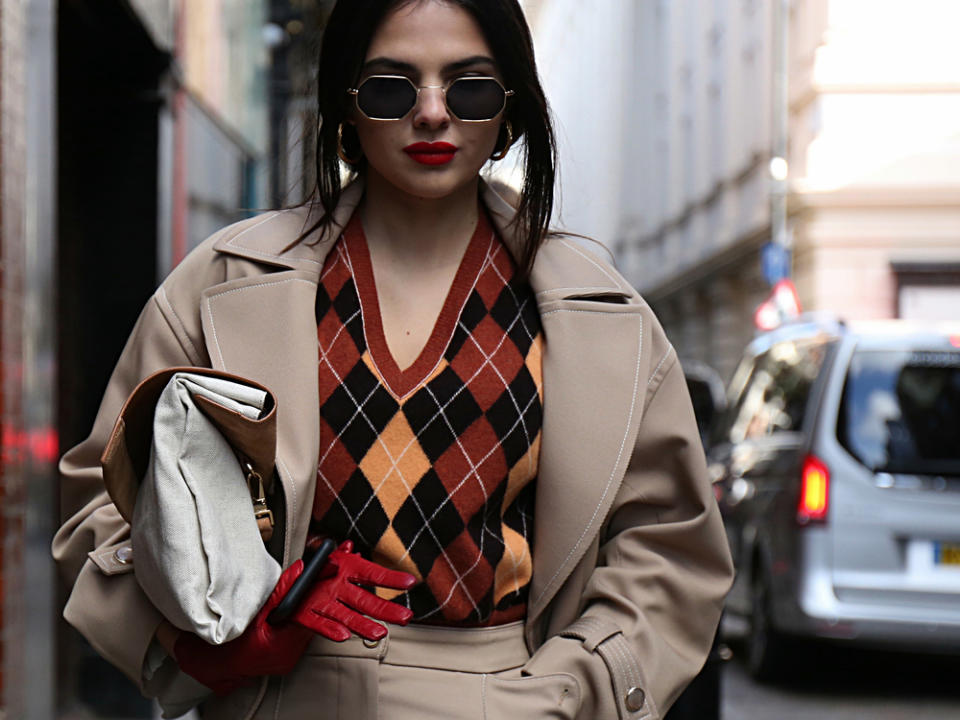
[53,1,733,718]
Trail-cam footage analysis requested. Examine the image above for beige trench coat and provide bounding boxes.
[53,180,733,719]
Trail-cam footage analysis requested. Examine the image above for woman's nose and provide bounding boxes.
[413,86,450,129]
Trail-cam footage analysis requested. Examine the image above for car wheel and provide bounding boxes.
[746,565,787,682]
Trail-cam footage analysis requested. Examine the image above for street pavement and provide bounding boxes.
[721,641,960,719]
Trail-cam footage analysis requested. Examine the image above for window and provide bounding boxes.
[838,349,960,475]
[893,262,960,323]
[727,339,829,443]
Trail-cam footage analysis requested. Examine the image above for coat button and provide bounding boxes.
[114,546,134,564]
[625,686,645,712]
[362,637,381,649]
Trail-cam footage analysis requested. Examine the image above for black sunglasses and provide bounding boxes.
[348,75,514,121]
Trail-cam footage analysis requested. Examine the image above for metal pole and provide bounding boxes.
[771,0,791,259]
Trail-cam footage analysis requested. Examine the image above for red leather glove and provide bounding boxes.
[174,542,417,695]
[292,540,417,642]
[173,560,314,696]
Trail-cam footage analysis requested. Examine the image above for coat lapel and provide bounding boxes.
[199,184,364,563]
[483,185,648,629]
[200,269,325,564]
[525,298,645,625]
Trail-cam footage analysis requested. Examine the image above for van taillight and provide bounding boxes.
[798,455,829,524]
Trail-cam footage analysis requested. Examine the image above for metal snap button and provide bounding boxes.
[625,686,645,712]
[114,545,133,564]
[362,637,381,649]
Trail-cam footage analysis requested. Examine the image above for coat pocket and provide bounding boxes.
[482,671,581,720]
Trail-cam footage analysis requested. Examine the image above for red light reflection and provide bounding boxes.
[1,425,59,465]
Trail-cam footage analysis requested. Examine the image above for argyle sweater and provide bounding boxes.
[311,209,543,626]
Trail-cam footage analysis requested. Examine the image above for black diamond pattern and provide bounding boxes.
[403,580,437,618]
[333,279,366,351]
[489,284,535,357]
[324,363,399,463]
[315,283,332,320]
[448,291,491,359]
[321,469,390,548]
[485,368,541,468]
[403,367,484,461]
[393,469,466,576]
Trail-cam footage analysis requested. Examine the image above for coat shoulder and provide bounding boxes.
[532,235,637,301]
[209,207,320,268]
[160,209,311,299]
[534,235,676,386]
[153,210,308,360]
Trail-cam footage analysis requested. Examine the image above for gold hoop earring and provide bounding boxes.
[490,120,513,161]
[337,123,362,164]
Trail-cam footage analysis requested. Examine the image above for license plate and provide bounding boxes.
[934,542,960,566]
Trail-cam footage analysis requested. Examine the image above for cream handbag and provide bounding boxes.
[101,367,282,644]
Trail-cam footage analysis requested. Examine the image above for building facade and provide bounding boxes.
[524,0,960,382]
[2,0,326,717]
[2,1,58,717]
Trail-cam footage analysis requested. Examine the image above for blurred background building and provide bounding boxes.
[2,0,331,717]
[1,0,958,718]
[520,0,960,382]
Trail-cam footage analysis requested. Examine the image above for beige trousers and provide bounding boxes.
[251,622,581,720]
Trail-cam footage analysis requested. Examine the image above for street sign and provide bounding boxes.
[754,279,802,331]
[761,242,791,286]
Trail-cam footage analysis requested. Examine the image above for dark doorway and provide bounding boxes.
[57,1,169,715]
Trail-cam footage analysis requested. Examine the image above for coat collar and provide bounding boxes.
[203,178,646,636]
[212,178,634,304]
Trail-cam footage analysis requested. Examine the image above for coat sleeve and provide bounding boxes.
[521,344,734,719]
[52,273,211,686]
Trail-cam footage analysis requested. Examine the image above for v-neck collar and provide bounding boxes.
[342,209,494,401]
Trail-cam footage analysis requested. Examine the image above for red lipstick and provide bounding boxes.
[404,141,457,166]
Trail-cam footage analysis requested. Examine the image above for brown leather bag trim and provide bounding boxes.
[100,366,278,526]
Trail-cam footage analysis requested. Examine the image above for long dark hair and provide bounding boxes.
[296,0,556,276]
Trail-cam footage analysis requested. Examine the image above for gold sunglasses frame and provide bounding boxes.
[347,75,514,122]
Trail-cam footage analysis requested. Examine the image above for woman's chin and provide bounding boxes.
[371,167,482,203]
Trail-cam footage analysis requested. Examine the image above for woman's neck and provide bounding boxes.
[359,170,481,271]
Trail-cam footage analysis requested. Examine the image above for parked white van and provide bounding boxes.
[710,318,960,680]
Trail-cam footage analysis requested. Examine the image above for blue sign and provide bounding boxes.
[761,242,791,286]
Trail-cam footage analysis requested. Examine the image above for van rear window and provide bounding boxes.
[838,350,960,475]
